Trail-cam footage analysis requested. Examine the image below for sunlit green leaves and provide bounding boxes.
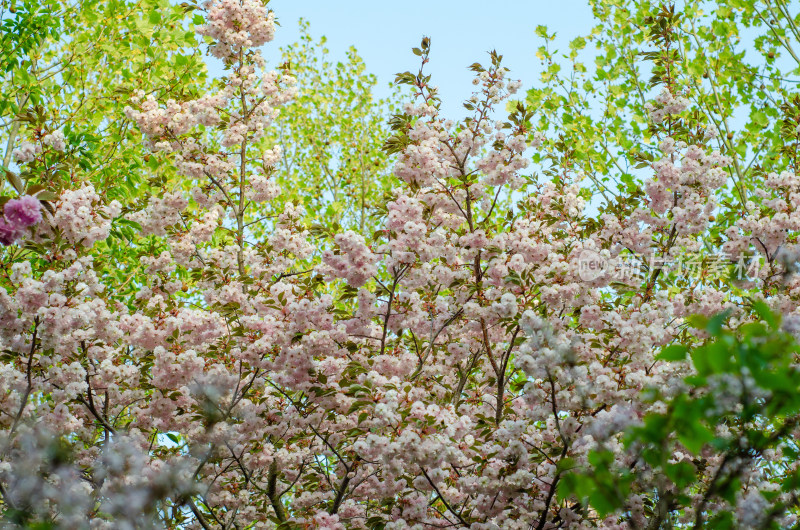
[265,20,400,237]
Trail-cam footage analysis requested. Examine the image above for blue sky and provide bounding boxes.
[254,0,598,116]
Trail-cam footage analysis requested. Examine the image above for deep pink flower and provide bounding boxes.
[0,217,22,245]
[5,195,42,228]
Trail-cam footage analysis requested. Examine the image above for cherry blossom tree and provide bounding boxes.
[2,0,800,528]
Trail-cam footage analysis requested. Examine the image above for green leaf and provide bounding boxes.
[677,419,714,455]
[656,344,688,362]
[686,314,709,330]
[588,484,623,517]
[706,512,734,530]
[691,346,712,376]
[705,341,732,373]
[556,457,576,473]
[665,461,696,489]
[5,170,23,194]
[535,25,549,39]
[752,110,769,127]
[751,300,778,329]
[707,310,731,335]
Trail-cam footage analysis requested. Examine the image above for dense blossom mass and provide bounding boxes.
[2,0,800,528]
[0,195,42,245]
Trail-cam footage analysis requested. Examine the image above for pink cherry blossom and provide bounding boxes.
[4,195,42,228]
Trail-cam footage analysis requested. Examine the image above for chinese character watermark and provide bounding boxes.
[576,250,769,283]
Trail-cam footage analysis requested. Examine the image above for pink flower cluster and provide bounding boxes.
[0,195,42,245]
[47,185,121,248]
[320,230,378,287]
[42,130,66,151]
[11,142,38,164]
[197,0,275,60]
[645,88,690,122]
